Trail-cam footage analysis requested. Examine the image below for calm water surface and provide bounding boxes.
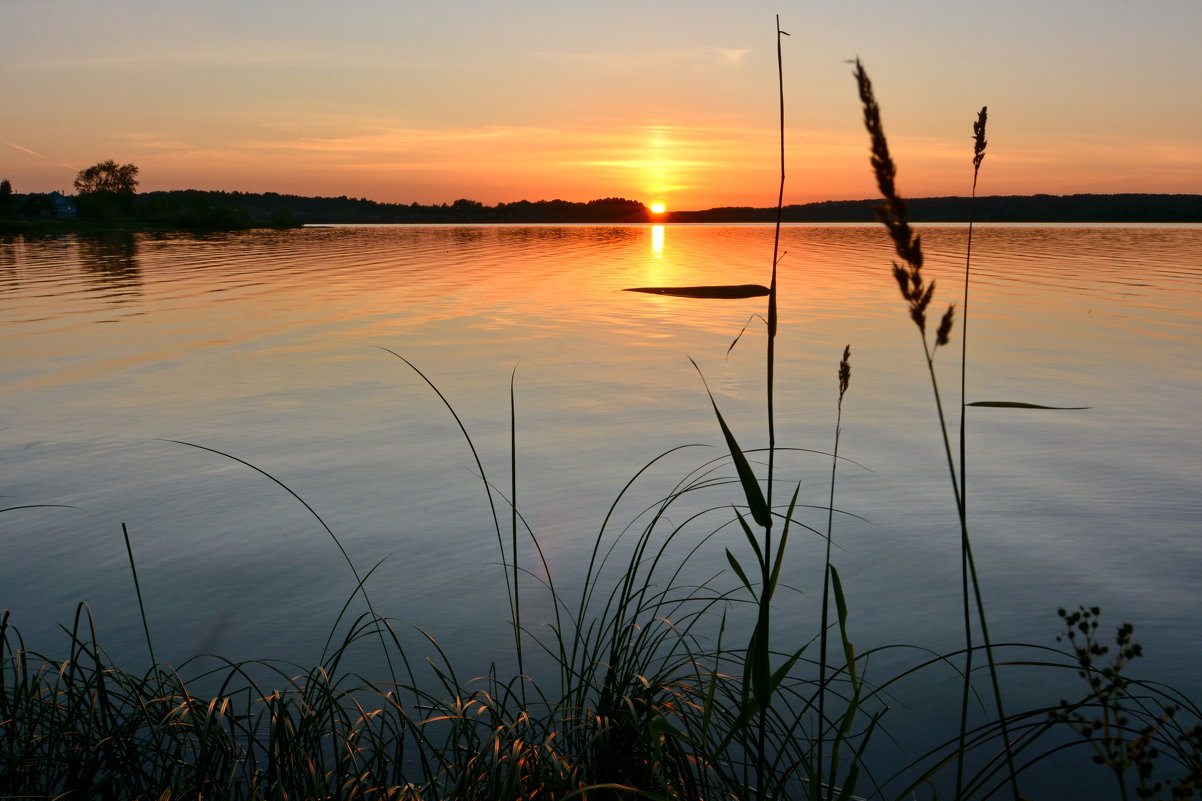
[3,224,1201,793]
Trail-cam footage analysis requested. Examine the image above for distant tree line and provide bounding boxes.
[135,192,653,225]
[671,194,1202,223]
[3,161,1199,230]
[130,191,1202,225]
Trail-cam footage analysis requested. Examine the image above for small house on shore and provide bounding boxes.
[18,191,78,220]
[45,191,77,220]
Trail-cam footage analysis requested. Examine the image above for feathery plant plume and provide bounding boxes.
[853,58,952,345]
[935,305,955,348]
[973,107,989,177]
[838,345,851,399]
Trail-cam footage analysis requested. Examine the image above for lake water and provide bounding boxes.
[3,223,1201,795]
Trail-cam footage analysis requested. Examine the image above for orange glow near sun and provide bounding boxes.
[650,203,666,214]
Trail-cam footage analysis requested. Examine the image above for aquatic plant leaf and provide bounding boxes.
[830,565,857,687]
[624,284,771,299]
[649,713,696,748]
[747,625,769,707]
[834,764,862,801]
[721,413,772,529]
[689,358,771,528]
[726,313,767,357]
[726,549,754,594]
[967,401,1090,409]
[767,484,800,599]
[1,504,81,514]
[735,510,766,574]
[122,524,156,667]
[768,648,804,694]
[699,611,727,737]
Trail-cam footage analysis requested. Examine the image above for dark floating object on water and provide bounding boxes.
[968,401,1091,410]
[624,284,771,299]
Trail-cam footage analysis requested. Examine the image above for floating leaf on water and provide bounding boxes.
[624,284,771,299]
[967,401,1091,410]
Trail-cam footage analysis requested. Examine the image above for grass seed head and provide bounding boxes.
[839,345,851,397]
[936,305,955,347]
[854,58,924,272]
[973,106,989,173]
[856,58,937,337]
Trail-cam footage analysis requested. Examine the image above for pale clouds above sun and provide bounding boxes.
[2,0,1199,206]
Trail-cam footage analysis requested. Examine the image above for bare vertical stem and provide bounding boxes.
[955,105,987,797]
[755,16,788,800]
[510,365,525,706]
[818,347,851,801]
[960,108,987,551]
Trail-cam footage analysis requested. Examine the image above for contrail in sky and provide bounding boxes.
[6,141,79,173]
[6,141,48,159]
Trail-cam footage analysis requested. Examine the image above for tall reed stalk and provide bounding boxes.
[815,345,852,801]
[757,15,788,799]
[953,104,990,797]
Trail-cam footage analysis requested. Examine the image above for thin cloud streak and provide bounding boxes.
[5,141,79,173]
[6,142,49,159]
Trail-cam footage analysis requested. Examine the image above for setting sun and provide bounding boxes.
[650,203,666,214]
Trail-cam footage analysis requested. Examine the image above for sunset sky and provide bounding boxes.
[4,0,1200,210]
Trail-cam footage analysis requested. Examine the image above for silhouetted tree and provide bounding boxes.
[74,160,139,195]
[73,160,139,221]
[0,179,12,215]
[450,198,486,221]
